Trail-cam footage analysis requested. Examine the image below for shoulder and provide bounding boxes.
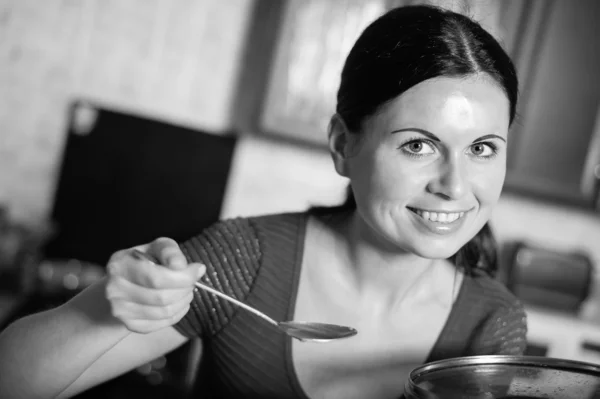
[180,216,260,267]
[464,271,525,315]
[462,272,527,335]
[179,211,308,264]
[174,211,307,338]
[462,272,528,355]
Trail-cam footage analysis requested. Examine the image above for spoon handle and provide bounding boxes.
[131,249,279,327]
[192,281,278,326]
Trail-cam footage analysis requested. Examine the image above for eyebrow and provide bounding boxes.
[390,128,506,143]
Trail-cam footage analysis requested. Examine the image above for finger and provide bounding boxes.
[168,301,191,324]
[111,293,193,321]
[123,303,191,334]
[106,276,192,306]
[147,237,188,270]
[106,248,130,267]
[109,254,205,289]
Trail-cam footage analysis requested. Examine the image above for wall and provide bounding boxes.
[0,0,253,223]
[220,134,349,219]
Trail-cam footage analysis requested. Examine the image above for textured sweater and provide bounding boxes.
[174,212,527,398]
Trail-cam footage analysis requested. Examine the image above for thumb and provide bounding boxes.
[189,262,207,281]
[163,252,188,270]
[148,237,188,271]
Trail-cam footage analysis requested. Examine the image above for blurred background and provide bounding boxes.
[0,0,599,397]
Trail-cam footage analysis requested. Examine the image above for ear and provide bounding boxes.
[328,114,352,177]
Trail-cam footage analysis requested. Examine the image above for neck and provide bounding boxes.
[327,210,445,311]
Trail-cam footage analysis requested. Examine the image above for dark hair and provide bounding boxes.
[337,5,518,130]
[322,5,518,277]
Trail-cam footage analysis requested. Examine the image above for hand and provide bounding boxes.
[105,237,205,334]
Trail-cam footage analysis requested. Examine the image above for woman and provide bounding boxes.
[0,4,527,399]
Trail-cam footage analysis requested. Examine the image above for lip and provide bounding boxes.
[407,206,471,236]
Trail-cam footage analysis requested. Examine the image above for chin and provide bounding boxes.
[403,233,470,259]
[410,243,462,260]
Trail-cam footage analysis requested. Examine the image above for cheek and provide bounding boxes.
[353,154,426,203]
[472,164,506,205]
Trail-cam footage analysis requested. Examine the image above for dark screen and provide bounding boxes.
[44,101,237,265]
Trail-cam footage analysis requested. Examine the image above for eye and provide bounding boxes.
[468,142,498,159]
[400,139,436,158]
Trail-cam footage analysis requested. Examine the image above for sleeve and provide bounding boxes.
[466,301,528,356]
[459,302,528,398]
[172,217,262,339]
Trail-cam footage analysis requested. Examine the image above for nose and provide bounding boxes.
[426,156,469,200]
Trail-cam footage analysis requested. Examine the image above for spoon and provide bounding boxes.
[131,249,358,342]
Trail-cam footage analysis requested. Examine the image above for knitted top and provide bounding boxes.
[174,212,527,398]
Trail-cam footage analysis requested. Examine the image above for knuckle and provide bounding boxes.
[144,272,161,289]
[108,249,127,263]
[156,237,182,257]
[105,283,117,300]
[185,292,194,303]
[154,237,176,250]
[152,291,169,306]
[110,299,131,319]
[110,305,122,320]
[105,276,125,297]
[157,305,172,319]
[106,261,120,277]
[155,236,175,245]
[170,305,189,323]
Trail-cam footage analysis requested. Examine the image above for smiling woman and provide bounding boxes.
[0,4,526,399]
[330,75,510,262]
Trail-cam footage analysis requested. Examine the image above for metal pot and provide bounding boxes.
[404,355,600,399]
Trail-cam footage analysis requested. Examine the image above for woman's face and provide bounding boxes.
[343,75,510,259]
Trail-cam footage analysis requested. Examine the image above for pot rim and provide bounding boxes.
[404,355,600,398]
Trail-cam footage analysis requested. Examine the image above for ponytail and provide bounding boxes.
[450,222,498,277]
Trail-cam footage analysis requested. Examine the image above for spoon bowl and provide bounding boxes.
[278,321,358,342]
[131,249,358,342]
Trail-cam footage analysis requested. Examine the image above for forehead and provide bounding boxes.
[372,75,510,136]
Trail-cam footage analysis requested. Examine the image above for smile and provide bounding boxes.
[408,208,466,224]
[406,206,471,235]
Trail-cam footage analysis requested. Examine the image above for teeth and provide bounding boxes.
[413,209,465,224]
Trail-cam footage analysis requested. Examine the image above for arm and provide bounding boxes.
[0,279,192,399]
[0,238,204,399]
